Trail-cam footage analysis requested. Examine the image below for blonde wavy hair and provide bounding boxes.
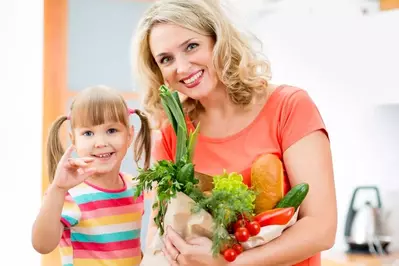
[132,0,272,129]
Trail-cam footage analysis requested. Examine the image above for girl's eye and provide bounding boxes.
[107,128,118,134]
[83,131,93,137]
[187,43,199,51]
[160,56,172,64]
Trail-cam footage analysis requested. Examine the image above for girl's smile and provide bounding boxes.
[71,121,133,177]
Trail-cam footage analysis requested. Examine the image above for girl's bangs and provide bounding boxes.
[71,94,129,128]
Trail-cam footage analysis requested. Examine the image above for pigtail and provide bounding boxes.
[46,115,68,182]
[133,109,152,170]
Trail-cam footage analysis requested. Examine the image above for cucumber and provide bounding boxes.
[275,183,309,210]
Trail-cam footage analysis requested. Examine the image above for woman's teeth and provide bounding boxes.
[183,71,203,84]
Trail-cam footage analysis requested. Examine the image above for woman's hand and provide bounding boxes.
[162,226,227,266]
[53,145,97,191]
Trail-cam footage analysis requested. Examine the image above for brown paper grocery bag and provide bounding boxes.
[140,192,214,266]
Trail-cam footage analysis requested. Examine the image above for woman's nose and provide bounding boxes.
[176,55,192,75]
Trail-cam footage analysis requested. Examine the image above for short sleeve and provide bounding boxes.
[152,129,174,162]
[61,192,81,228]
[278,90,328,152]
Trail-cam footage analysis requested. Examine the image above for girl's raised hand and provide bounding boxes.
[52,145,97,191]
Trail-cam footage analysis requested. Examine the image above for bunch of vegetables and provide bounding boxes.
[254,182,309,226]
[215,182,309,262]
[133,84,310,263]
[191,171,257,258]
[133,85,202,235]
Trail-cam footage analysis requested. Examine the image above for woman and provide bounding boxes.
[132,0,337,265]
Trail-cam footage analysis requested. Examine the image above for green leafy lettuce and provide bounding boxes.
[192,170,256,256]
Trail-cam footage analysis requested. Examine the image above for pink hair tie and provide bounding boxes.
[128,108,136,115]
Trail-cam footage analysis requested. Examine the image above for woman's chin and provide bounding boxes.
[185,87,214,101]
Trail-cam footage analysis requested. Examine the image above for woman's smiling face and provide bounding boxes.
[149,23,220,100]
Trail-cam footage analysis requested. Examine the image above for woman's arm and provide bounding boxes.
[31,184,65,254]
[231,130,337,266]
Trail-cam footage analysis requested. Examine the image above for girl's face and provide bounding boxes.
[72,121,133,175]
[149,23,222,100]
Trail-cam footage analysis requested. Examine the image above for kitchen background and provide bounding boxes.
[1,0,399,265]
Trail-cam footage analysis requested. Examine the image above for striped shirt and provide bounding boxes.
[59,173,143,266]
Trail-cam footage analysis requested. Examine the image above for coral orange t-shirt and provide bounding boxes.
[153,85,328,266]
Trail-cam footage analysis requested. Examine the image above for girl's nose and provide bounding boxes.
[94,137,108,148]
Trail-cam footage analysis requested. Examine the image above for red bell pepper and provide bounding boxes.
[253,207,295,227]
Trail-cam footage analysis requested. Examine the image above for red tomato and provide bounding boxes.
[233,219,248,232]
[246,221,261,236]
[232,243,243,255]
[237,213,249,220]
[223,248,237,262]
[219,243,230,254]
[235,227,250,242]
[253,207,295,227]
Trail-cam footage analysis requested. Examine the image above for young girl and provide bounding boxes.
[32,86,152,266]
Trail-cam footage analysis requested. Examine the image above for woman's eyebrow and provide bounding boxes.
[156,38,195,58]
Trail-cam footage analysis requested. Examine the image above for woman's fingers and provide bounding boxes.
[164,235,180,260]
[186,236,211,246]
[162,247,179,266]
[162,226,192,265]
[166,226,187,253]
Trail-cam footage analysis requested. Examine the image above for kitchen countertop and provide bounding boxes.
[322,251,399,265]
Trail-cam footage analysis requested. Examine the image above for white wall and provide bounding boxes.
[0,0,43,265]
[246,10,399,252]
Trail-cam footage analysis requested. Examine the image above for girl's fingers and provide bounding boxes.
[59,145,75,164]
[77,167,97,180]
[67,158,93,168]
[67,158,85,168]
[81,157,95,163]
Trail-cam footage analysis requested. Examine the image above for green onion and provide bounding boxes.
[159,85,198,164]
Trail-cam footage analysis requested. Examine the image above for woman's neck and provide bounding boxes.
[199,85,241,119]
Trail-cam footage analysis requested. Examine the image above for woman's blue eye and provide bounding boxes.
[160,57,171,64]
[187,43,199,51]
